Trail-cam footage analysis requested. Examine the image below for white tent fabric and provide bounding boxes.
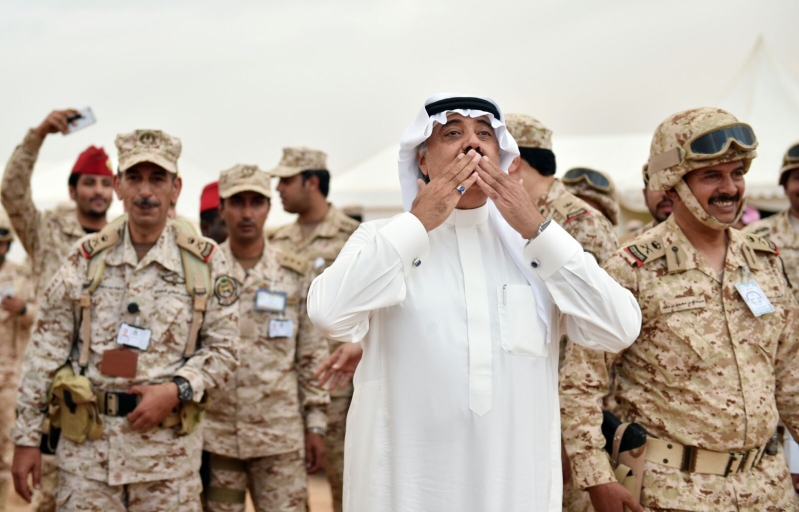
[330,38,799,220]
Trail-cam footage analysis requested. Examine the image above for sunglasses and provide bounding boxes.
[562,167,613,193]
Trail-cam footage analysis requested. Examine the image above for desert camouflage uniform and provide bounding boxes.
[619,219,659,245]
[1,130,90,295]
[11,219,239,512]
[0,258,36,509]
[269,205,358,512]
[560,216,799,511]
[746,210,799,302]
[203,241,329,512]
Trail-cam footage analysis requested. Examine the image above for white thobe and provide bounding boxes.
[308,205,640,512]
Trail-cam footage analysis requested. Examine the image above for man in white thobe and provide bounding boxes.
[307,94,641,512]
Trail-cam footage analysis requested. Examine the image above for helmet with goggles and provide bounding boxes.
[778,141,799,186]
[647,108,757,192]
[0,209,14,243]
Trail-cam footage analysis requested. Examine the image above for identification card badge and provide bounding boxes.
[269,319,295,338]
[116,323,152,351]
[735,280,775,317]
[255,289,287,313]
[100,347,138,378]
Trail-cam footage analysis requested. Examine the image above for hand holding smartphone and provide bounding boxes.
[65,107,97,134]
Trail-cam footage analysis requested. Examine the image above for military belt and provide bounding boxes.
[96,390,140,417]
[647,438,767,476]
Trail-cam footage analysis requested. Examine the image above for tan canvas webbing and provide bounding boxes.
[181,249,210,358]
[79,251,109,369]
[206,487,246,504]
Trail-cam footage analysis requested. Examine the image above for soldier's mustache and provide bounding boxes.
[463,146,484,156]
[709,193,740,204]
[133,198,160,207]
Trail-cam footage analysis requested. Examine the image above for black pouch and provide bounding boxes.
[602,410,647,454]
[40,428,61,455]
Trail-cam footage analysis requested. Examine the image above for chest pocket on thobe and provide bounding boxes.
[498,284,547,357]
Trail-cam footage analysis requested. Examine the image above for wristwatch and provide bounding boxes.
[172,376,193,403]
[307,427,326,436]
[534,219,551,239]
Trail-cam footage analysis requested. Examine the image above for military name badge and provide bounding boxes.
[735,280,775,317]
[255,289,287,313]
[269,319,294,338]
[214,276,239,306]
[116,323,152,351]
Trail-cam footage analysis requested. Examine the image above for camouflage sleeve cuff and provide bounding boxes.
[304,406,328,431]
[174,366,206,403]
[523,221,582,281]
[11,412,43,448]
[377,212,430,276]
[569,448,618,490]
[21,129,45,155]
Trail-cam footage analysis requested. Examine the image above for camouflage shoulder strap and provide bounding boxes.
[172,218,214,358]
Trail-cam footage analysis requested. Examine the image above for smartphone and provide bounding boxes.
[66,107,97,134]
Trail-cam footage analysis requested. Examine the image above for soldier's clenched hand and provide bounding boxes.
[305,432,326,474]
[126,383,180,431]
[32,109,81,138]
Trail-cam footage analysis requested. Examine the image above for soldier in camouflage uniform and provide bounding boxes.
[269,147,359,512]
[746,143,799,302]
[505,113,620,511]
[203,164,329,512]
[563,167,620,227]
[2,108,116,512]
[0,209,36,511]
[560,108,799,512]
[619,164,672,245]
[2,108,115,296]
[10,129,239,511]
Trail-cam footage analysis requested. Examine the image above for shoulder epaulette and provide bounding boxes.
[747,225,773,238]
[173,219,216,263]
[268,223,292,241]
[335,213,361,233]
[622,236,666,267]
[80,214,126,259]
[743,233,779,255]
[276,251,309,275]
[551,194,591,224]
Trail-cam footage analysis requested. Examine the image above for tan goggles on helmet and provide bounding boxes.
[649,123,757,174]
[786,142,799,163]
[562,167,613,193]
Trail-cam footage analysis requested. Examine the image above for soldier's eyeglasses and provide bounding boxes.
[562,168,613,193]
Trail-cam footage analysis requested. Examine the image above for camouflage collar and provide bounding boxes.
[535,178,567,215]
[661,216,748,278]
[272,204,342,248]
[220,239,278,285]
[53,204,89,238]
[103,221,182,274]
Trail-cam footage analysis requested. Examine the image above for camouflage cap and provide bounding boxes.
[504,113,552,150]
[269,147,327,178]
[648,107,756,191]
[779,141,799,186]
[0,208,13,242]
[219,164,272,199]
[115,130,182,174]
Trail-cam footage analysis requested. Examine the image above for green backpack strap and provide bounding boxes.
[172,218,214,358]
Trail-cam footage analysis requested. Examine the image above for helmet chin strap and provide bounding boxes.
[674,180,744,230]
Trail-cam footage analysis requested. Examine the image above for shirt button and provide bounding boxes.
[531,259,540,268]
[413,258,422,267]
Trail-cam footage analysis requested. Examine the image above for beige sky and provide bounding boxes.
[0,0,797,220]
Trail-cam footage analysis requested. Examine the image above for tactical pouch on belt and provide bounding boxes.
[161,397,207,436]
[48,363,103,444]
[602,411,647,503]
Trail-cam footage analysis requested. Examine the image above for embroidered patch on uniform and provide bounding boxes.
[626,245,648,265]
[659,297,707,314]
[214,276,239,306]
[161,272,186,286]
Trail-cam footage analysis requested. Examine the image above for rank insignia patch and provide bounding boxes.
[214,276,239,306]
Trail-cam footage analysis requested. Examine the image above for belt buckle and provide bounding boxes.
[725,451,746,476]
[106,392,118,416]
